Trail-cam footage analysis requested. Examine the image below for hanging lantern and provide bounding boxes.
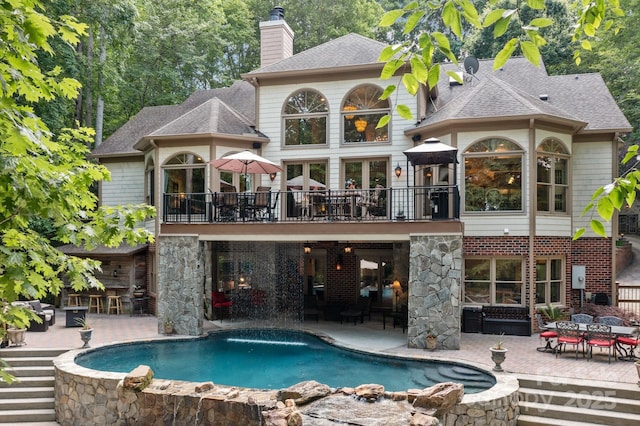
[354,117,368,132]
[343,104,357,120]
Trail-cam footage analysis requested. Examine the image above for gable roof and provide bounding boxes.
[92,80,258,158]
[245,33,386,77]
[416,58,631,134]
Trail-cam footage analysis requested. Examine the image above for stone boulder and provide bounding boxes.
[122,365,154,392]
[355,384,385,401]
[263,399,302,426]
[412,382,464,417]
[278,380,331,405]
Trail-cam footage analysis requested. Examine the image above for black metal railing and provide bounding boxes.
[162,186,459,224]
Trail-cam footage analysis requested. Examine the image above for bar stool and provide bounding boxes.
[67,293,82,307]
[106,290,123,315]
[88,294,104,314]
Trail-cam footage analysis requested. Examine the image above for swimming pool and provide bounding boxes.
[76,329,495,393]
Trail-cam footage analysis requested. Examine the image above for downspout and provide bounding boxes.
[528,120,536,330]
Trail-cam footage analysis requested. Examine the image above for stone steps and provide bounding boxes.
[0,348,67,424]
[517,374,640,426]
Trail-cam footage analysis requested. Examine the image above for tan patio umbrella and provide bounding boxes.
[210,150,283,176]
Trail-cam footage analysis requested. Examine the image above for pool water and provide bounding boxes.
[76,329,495,393]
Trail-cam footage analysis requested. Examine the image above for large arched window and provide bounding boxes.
[342,85,389,143]
[163,153,205,195]
[537,139,569,213]
[283,89,328,146]
[464,138,523,212]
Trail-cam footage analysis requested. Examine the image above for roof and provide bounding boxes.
[92,80,257,158]
[416,58,631,134]
[245,33,386,76]
[58,243,148,256]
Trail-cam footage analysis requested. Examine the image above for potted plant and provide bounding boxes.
[489,333,507,372]
[7,327,27,347]
[163,315,175,334]
[425,328,437,350]
[75,316,93,348]
[133,286,146,298]
[538,303,564,322]
[395,209,405,221]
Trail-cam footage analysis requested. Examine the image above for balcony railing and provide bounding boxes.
[162,186,459,224]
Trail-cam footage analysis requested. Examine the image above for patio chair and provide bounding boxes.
[585,323,616,363]
[212,291,233,321]
[597,316,623,326]
[535,313,558,353]
[616,332,639,361]
[248,187,271,221]
[555,321,584,359]
[570,313,593,324]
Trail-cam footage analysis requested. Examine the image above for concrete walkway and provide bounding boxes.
[14,310,640,386]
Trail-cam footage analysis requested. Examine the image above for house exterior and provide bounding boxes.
[92,9,631,349]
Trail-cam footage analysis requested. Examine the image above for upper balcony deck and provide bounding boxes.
[162,186,460,225]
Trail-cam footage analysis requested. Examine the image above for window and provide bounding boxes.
[283,89,328,146]
[342,85,389,143]
[535,258,564,305]
[464,258,524,305]
[344,159,388,190]
[464,138,523,212]
[146,158,154,206]
[537,139,569,213]
[284,161,327,218]
[163,153,205,194]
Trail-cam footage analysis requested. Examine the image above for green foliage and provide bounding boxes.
[1,0,154,379]
[538,303,563,322]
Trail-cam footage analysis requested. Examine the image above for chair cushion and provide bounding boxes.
[28,300,43,312]
[540,331,557,338]
[558,337,582,344]
[588,338,615,347]
[616,336,639,346]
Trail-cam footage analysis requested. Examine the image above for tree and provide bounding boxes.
[0,0,153,382]
[377,0,631,237]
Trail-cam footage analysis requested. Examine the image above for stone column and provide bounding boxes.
[157,235,204,335]
[408,234,462,350]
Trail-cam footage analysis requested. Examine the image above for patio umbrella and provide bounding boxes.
[286,175,326,189]
[210,150,282,175]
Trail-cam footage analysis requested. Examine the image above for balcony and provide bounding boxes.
[162,186,460,224]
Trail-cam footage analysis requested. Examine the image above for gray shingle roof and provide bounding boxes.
[245,33,386,75]
[93,80,257,158]
[419,58,631,132]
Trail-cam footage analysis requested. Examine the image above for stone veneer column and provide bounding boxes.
[408,234,462,350]
[157,235,204,336]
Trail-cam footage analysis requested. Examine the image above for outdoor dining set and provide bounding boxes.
[537,313,639,363]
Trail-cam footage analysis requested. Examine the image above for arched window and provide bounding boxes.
[342,85,389,143]
[163,153,205,195]
[464,138,523,212]
[283,89,328,146]
[537,139,569,213]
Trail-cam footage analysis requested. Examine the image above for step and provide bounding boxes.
[0,408,56,423]
[0,348,68,358]
[1,357,58,367]
[518,401,640,426]
[0,397,54,410]
[517,374,640,400]
[517,414,605,426]
[0,387,54,400]
[4,366,54,378]
[519,387,640,415]
[0,376,54,388]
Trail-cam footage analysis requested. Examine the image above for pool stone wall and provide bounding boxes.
[54,350,518,425]
[157,235,205,336]
[408,234,462,350]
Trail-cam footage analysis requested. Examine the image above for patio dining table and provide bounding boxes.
[544,321,638,359]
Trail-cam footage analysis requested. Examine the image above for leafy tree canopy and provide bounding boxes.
[0,0,153,382]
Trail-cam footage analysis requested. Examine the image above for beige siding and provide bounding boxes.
[102,162,145,206]
[536,215,572,237]
[463,215,530,237]
[572,141,614,236]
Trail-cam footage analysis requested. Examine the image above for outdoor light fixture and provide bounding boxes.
[113,269,118,277]
[336,254,343,271]
[304,244,311,254]
[391,279,402,309]
[344,245,352,254]
[395,163,402,178]
[269,172,277,181]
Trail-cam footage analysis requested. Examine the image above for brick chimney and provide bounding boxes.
[259,6,294,68]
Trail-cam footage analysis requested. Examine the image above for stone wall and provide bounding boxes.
[157,235,205,335]
[54,348,518,425]
[408,234,463,350]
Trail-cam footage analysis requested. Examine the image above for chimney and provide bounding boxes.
[259,6,294,68]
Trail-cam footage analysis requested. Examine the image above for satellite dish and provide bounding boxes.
[463,56,479,75]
